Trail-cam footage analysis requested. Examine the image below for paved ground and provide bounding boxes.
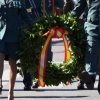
[0,38,100,100]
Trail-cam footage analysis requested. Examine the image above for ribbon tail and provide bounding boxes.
[63,35,71,61]
[38,33,53,87]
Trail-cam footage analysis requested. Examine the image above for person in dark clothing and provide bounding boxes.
[71,0,100,90]
[63,0,88,90]
[23,0,64,90]
[22,0,42,91]
[0,0,33,99]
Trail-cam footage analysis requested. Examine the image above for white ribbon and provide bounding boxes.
[0,0,13,6]
[0,25,6,40]
[0,0,5,6]
[72,0,78,5]
[0,16,6,40]
[0,0,13,40]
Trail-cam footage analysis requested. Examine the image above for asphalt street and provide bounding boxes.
[0,38,100,100]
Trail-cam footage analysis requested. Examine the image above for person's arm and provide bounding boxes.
[63,0,74,14]
[54,0,64,15]
[71,0,87,18]
[20,0,34,26]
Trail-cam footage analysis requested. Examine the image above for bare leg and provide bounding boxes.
[0,53,5,88]
[8,57,17,100]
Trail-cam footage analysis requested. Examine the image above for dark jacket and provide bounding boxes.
[45,0,64,15]
[25,0,42,19]
[63,0,88,27]
[0,0,33,42]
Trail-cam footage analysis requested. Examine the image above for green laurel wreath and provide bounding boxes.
[17,13,86,86]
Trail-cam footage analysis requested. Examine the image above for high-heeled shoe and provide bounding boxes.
[0,86,2,94]
[8,94,14,100]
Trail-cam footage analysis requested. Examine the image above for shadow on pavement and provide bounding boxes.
[0,95,88,99]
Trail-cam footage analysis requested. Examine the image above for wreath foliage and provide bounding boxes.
[17,13,86,86]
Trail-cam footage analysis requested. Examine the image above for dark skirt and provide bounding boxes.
[0,41,19,61]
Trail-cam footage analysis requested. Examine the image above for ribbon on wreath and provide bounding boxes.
[38,26,71,87]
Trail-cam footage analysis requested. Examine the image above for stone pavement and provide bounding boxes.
[0,76,99,100]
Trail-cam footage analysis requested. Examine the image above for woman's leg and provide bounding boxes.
[8,57,17,97]
[0,53,5,91]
